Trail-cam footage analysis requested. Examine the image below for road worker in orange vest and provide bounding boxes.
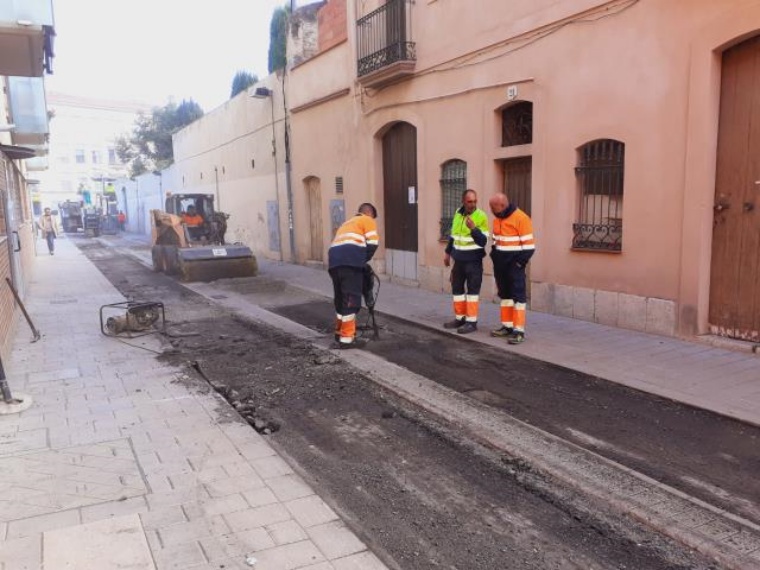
[328,203,379,349]
[488,192,536,345]
[181,205,204,227]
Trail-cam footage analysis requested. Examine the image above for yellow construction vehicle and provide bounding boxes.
[150,193,257,282]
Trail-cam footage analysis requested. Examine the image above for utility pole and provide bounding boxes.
[214,166,220,212]
[282,76,295,263]
[284,0,296,261]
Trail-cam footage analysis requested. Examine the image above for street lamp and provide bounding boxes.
[251,85,295,262]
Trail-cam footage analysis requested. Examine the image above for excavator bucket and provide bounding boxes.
[176,245,258,282]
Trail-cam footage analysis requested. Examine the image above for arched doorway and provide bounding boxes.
[304,176,323,262]
[382,122,418,280]
[710,35,760,342]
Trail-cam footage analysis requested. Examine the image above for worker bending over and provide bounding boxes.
[328,203,379,349]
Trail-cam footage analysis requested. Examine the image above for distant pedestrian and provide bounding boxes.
[328,203,379,349]
[443,189,489,334]
[37,207,60,255]
[488,193,535,344]
[117,210,126,231]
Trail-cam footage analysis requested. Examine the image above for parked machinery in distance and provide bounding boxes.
[58,200,84,233]
[82,206,101,237]
[99,194,120,235]
[150,193,257,282]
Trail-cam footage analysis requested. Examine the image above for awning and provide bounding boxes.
[0,144,37,160]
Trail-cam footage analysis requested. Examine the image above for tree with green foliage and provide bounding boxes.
[230,71,259,99]
[116,99,204,177]
[268,5,289,73]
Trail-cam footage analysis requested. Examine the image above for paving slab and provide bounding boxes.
[2,238,388,570]
[44,514,155,570]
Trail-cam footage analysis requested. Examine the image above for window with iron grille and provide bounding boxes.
[572,139,624,252]
[501,102,533,147]
[440,159,467,240]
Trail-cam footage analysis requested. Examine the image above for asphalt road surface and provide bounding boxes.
[77,238,724,570]
[270,301,760,527]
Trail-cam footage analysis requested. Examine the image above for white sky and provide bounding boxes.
[45,0,295,111]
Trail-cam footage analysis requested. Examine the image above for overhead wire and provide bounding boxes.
[358,0,641,111]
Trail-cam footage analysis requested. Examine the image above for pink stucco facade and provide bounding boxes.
[287,0,760,340]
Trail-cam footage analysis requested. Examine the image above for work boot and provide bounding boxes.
[338,338,368,350]
[443,318,465,329]
[457,322,478,334]
[508,331,525,345]
[490,326,513,338]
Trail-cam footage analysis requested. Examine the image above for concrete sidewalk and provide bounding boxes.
[0,237,388,570]
[256,260,760,428]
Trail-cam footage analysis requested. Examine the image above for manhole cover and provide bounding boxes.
[210,294,228,300]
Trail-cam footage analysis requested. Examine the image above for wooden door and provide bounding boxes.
[383,122,418,252]
[710,35,760,342]
[305,177,323,262]
[503,157,532,216]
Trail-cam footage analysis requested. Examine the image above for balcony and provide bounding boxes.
[25,152,49,172]
[0,0,55,77]
[6,76,49,146]
[356,0,415,88]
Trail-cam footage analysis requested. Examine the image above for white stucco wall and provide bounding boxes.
[172,76,288,262]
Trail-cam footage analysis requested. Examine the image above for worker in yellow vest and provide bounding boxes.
[443,189,489,334]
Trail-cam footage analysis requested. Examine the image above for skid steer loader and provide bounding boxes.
[150,193,257,282]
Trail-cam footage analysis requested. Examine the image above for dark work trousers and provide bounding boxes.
[45,231,56,254]
[493,259,527,304]
[329,266,364,317]
[451,259,483,297]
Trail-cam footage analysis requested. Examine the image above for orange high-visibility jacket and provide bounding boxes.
[328,213,379,269]
[182,213,204,227]
[491,205,535,265]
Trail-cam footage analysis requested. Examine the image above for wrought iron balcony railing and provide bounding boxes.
[357,0,415,83]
